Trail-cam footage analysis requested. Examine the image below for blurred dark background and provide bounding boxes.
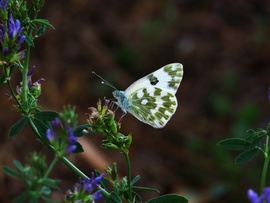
[1,0,270,202]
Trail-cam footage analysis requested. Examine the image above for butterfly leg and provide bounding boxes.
[118,111,127,124]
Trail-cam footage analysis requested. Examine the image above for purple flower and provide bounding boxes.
[46,129,54,142]
[0,14,25,62]
[27,66,45,87]
[8,14,24,41]
[66,125,77,154]
[46,118,78,155]
[65,173,104,202]
[248,188,270,203]
[0,0,9,11]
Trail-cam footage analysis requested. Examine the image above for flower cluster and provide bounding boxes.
[0,0,8,11]
[65,173,104,203]
[46,117,77,155]
[248,188,270,203]
[0,14,25,63]
[86,99,132,151]
[16,66,45,99]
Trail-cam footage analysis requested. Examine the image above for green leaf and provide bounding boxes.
[246,129,266,143]
[40,178,59,189]
[110,191,122,203]
[36,25,46,37]
[40,196,58,203]
[217,138,251,150]
[2,166,22,179]
[72,142,84,153]
[235,147,259,164]
[131,175,141,185]
[250,134,264,147]
[132,191,142,202]
[24,34,35,47]
[34,111,59,121]
[73,124,94,137]
[14,191,30,203]
[41,186,51,195]
[0,73,5,86]
[132,185,159,193]
[8,116,28,138]
[146,194,188,203]
[32,118,52,145]
[13,160,25,173]
[32,19,55,29]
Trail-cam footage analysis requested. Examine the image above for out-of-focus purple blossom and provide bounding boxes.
[248,188,270,203]
[27,66,45,87]
[0,14,25,62]
[65,173,104,203]
[46,118,78,155]
[0,0,9,11]
[46,129,54,142]
[66,125,77,154]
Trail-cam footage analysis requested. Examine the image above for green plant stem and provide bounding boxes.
[7,85,24,113]
[44,156,59,178]
[122,149,132,201]
[28,118,88,179]
[21,46,29,109]
[260,135,270,193]
[4,67,26,114]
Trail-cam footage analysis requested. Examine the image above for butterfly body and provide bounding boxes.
[113,63,183,128]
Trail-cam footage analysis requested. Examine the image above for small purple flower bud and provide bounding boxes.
[46,129,54,142]
[92,190,103,201]
[18,35,25,44]
[66,144,76,154]
[28,66,36,77]
[248,188,270,203]
[248,189,258,202]
[3,47,9,54]
[91,172,104,187]
[51,117,61,130]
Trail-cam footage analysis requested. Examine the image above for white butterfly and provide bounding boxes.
[112,63,183,128]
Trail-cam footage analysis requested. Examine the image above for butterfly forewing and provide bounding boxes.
[125,63,183,95]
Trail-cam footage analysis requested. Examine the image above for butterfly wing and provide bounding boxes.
[125,63,183,96]
[127,86,178,128]
[122,63,183,128]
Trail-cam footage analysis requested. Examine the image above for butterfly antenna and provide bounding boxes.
[92,71,117,90]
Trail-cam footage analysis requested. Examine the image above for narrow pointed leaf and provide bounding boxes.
[0,74,5,86]
[146,194,188,203]
[32,19,55,29]
[235,148,259,164]
[14,191,30,203]
[8,116,28,138]
[72,142,84,153]
[34,111,59,121]
[110,191,122,203]
[13,160,25,172]
[73,124,93,137]
[131,175,141,185]
[217,138,251,150]
[2,166,22,179]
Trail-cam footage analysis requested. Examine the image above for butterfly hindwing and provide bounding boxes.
[127,86,178,128]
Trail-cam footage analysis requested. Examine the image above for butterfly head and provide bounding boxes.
[112,90,130,113]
